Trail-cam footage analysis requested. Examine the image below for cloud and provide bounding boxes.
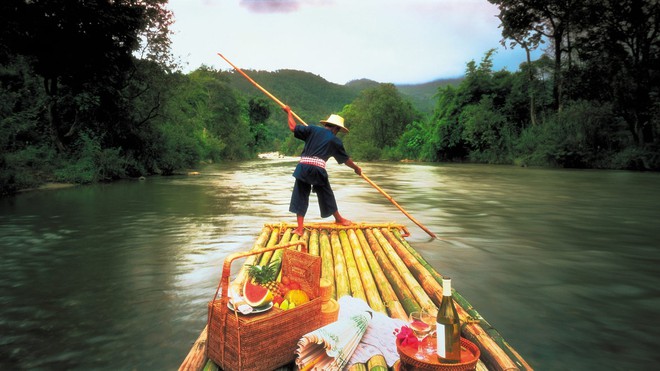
[240,0,300,13]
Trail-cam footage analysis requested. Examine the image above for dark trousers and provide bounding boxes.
[289,179,338,218]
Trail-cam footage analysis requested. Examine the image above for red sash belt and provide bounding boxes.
[299,156,326,169]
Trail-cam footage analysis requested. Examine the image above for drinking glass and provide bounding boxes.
[409,311,433,360]
[424,308,438,354]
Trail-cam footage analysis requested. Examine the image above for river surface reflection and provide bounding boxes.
[1,159,658,370]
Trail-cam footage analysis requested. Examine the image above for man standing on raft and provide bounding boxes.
[283,106,362,236]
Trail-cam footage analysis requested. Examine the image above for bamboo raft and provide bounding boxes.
[179,222,532,371]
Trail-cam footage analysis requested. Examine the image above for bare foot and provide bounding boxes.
[336,218,353,226]
[293,227,304,236]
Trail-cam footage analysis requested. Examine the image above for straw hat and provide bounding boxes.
[320,114,349,133]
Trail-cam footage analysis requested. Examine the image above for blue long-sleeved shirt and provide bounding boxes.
[292,125,349,186]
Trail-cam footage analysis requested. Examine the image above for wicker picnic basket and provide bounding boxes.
[206,242,323,371]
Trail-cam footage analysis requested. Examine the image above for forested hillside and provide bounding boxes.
[223,69,359,123]
[1,0,658,196]
[218,69,459,158]
[396,78,463,113]
[222,69,457,118]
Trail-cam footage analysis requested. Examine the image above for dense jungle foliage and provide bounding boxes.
[1,0,658,195]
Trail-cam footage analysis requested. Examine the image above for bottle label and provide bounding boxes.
[443,280,451,296]
[436,322,446,357]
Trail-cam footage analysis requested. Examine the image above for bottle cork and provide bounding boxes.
[319,278,339,325]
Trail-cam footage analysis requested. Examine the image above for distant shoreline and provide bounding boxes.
[258,152,286,159]
[18,182,78,193]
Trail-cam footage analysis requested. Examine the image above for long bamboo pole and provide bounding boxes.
[355,229,407,319]
[346,229,387,314]
[319,230,336,299]
[364,229,420,314]
[330,230,351,298]
[339,230,367,302]
[381,228,442,304]
[217,53,437,239]
[178,324,208,371]
[308,228,320,256]
[360,174,437,239]
[371,228,436,313]
[260,227,289,266]
[270,228,293,282]
[217,53,308,126]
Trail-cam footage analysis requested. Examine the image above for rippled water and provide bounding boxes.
[1,159,658,370]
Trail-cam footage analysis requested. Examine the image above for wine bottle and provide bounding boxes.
[436,277,461,363]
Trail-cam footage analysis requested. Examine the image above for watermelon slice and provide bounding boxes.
[243,278,273,307]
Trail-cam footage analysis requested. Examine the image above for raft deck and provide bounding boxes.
[179,222,532,371]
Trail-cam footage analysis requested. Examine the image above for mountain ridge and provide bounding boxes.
[222,69,462,117]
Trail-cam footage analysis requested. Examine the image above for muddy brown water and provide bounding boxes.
[1,159,658,370]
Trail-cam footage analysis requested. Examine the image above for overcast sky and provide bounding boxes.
[167,0,541,85]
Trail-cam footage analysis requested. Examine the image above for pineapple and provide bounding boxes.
[246,261,283,296]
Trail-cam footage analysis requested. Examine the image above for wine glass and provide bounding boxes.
[424,308,438,355]
[409,311,433,360]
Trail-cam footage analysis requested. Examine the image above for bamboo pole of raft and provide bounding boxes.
[364,229,421,314]
[339,230,367,302]
[233,226,273,288]
[289,228,299,245]
[291,228,310,251]
[260,227,290,266]
[367,354,389,370]
[372,228,437,313]
[355,229,407,319]
[381,228,445,304]
[360,173,437,239]
[319,231,336,299]
[269,229,293,283]
[347,353,389,371]
[391,230,533,371]
[347,229,387,314]
[308,228,320,256]
[178,324,208,371]
[330,230,351,298]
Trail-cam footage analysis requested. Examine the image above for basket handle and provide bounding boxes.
[211,241,308,303]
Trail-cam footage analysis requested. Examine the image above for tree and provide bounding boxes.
[493,7,544,125]
[248,97,273,151]
[341,84,418,160]
[488,0,584,110]
[0,0,174,152]
[574,0,660,146]
[485,0,659,168]
[185,68,251,160]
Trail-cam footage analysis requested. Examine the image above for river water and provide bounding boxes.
[1,159,658,370]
